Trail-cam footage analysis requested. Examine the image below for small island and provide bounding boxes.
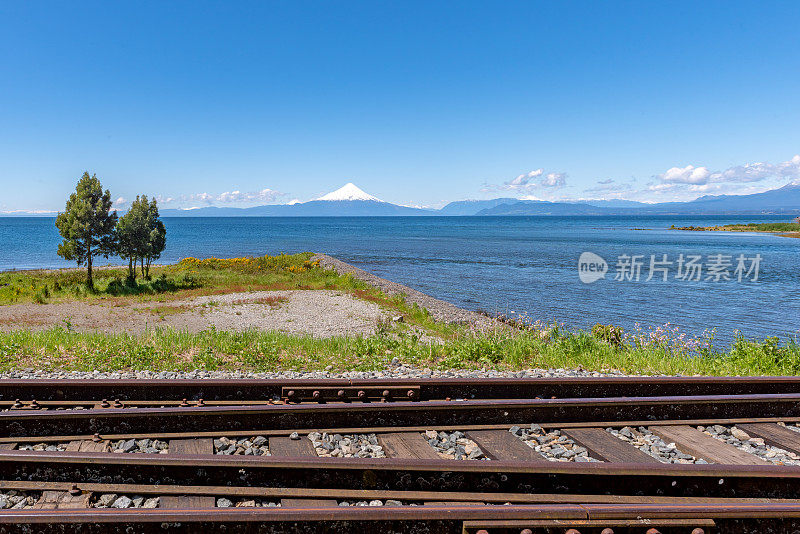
[670,221,800,238]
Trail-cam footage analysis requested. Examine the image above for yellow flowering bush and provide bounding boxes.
[177,254,321,274]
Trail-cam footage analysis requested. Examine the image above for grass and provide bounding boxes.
[0,253,359,306]
[3,252,798,376]
[142,304,192,320]
[230,296,289,307]
[670,222,800,233]
[0,253,458,336]
[0,324,798,375]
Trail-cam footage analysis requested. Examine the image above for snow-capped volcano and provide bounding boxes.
[315,183,383,202]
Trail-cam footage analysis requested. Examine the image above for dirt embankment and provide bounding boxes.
[0,290,396,337]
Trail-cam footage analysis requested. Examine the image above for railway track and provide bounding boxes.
[1,377,800,533]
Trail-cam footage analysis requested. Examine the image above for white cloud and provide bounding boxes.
[632,153,800,201]
[657,154,800,187]
[114,197,127,206]
[506,169,543,188]
[660,165,712,184]
[191,192,215,203]
[540,172,566,188]
[485,168,568,195]
[180,188,284,205]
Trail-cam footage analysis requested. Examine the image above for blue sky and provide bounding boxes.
[1,1,799,212]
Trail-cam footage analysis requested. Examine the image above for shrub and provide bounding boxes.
[107,278,125,296]
[592,323,624,347]
[33,288,48,304]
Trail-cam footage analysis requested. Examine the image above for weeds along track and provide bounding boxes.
[2,378,800,533]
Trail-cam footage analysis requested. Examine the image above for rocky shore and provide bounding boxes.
[312,254,501,330]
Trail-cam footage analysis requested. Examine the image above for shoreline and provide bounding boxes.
[669,223,800,239]
[313,254,501,329]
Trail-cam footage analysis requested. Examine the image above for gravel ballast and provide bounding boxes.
[0,366,630,381]
[424,430,486,460]
[92,494,159,509]
[338,500,405,507]
[0,491,38,510]
[308,432,385,458]
[606,427,703,464]
[111,438,168,454]
[511,425,598,462]
[702,425,800,465]
[213,436,271,456]
[217,498,280,508]
[17,442,70,452]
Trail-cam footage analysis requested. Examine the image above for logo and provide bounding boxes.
[578,252,608,284]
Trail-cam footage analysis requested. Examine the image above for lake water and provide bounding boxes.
[1,215,798,343]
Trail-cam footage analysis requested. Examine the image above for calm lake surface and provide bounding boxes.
[1,215,798,343]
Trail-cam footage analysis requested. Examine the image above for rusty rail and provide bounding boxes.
[3,451,800,498]
[3,392,800,437]
[2,379,800,532]
[0,503,798,533]
[1,376,800,403]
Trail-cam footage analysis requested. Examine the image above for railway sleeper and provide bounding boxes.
[7,421,800,467]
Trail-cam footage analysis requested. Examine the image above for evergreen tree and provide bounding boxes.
[116,195,167,281]
[143,197,166,279]
[55,172,118,289]
[116,195,149,281]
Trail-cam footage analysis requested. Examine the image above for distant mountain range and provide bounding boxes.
[159,182,800,217]
[5,182,800,217]
[159,184,430,217]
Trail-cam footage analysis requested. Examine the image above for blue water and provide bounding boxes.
[2,215,798,342]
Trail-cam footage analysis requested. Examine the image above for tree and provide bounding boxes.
[115,195,167,281]
[143,197,167,279]
[116,195,149,281]
[55,172,118,289]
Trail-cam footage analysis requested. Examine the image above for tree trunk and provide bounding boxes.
[128,257,135,281]
[140,257,145,280]
[145,257,151,279]
[87,253,93,290]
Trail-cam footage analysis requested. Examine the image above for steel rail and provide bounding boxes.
[2,479,798,505]
[3,392,800,437]
[3,451,800,498]
[1,376,800,402]
[4,450,800,476]
[1,504,799,534]
[2,503,800,522]
[2,415,797,444]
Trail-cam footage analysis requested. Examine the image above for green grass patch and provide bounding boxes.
[0,326,798,375]
[4,253,798,376]
[670,222,800,232]
[0,253,362,306]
